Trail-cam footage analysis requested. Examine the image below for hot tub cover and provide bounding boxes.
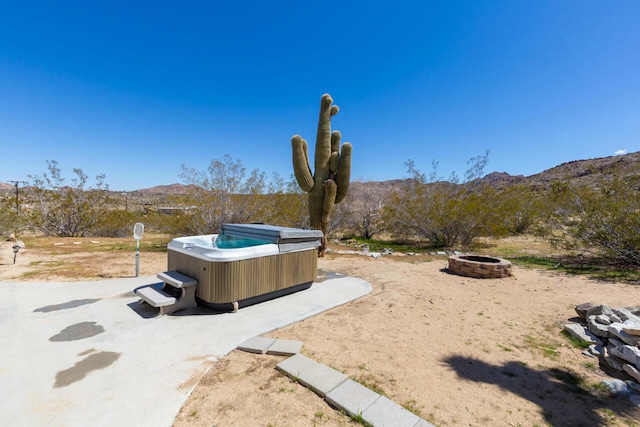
[222,224,322,253]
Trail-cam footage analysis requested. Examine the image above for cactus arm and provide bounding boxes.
[303,137,310,164]
[331,130,341,155]
[314,94,336,174]
[335,142,352,204]
[322,180,337,224]
[329,152,340,174]
[329,131,341,174]
[291,135,314,192]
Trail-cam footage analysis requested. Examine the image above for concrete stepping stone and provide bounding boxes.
[276,353,347,397]
[237,336,276,354]
[277,354,436,426]
[266,339,303,356]
[361,395,427,427]
[325,378,380,416]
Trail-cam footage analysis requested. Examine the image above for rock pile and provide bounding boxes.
[565,303,640,392]
[327,239,464,259]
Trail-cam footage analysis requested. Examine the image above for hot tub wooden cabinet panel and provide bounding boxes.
[166,224,322,311]
[167,247,318,308]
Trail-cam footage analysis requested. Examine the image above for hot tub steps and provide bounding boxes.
[135,271,198,315]
[157,271,197,288]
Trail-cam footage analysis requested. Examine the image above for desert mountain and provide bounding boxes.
[347,152,640,194]
[1,152,638,195]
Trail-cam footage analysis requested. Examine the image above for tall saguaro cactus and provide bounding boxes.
[292,93,352,256]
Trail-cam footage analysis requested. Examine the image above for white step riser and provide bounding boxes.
[157,271,197,288]
[136,287,176,307]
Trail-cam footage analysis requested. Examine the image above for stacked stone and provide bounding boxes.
[447,255,512,279]
[565,303,640,386]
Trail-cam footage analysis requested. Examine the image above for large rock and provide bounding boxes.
[622,322,640,337]
[610,313,623,324]
[587,315,611,338]
[614,308,640,324]
[623,364,640,382]
[609,345,640,367]
[587,304,614,318]
[609,337,626,348]
[563,323,603,346]
[608,323,640,346]
[605,355,625,371]
[575,302,596,320]
[601,379,636,394]
[588,344,604,357]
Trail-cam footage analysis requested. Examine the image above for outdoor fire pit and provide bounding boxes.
[447,254,512,279]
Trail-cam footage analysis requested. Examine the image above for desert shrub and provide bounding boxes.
[0,198,22,237]
[177,155,273,235]
[143,210,185,235]
[91,209,139,237]
[542,177,640,266]
[384,152,495,248]
[262,192,309,229]
[27,161,112,237]
[0,203,18,237]
[341,181,389,240]
[493,185,547,235]
[386,181,498,247]
[257,173,310,229]
[325,197,351,238]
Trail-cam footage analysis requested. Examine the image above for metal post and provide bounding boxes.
[12,245,20,264]
[135,239,140,277]
[133,222,144,278]
[8,181,27,215]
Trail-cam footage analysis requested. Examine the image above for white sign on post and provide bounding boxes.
[134,222,144,240]
[134,223,144,277]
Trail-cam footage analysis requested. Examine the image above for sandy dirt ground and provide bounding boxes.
[2,238,639,426]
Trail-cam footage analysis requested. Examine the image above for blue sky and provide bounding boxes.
[1,1,638,191]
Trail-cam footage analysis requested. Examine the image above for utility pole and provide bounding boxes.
[8,180,28,214]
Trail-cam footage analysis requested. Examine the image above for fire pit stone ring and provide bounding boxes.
[448,254,512,279]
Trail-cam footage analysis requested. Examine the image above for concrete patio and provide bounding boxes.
[0,271,371,426]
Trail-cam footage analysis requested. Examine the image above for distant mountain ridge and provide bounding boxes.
[472,151,640,189]
[136,183,196,195]
[1,152,638,195]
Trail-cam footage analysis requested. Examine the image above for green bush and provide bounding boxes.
[494,185,546,235]
[27,161,112,237]
[542,177,640,266]
[91,210,139,237]
[0,198,22,237]
[383,153,498,248]
[385,181,499,248]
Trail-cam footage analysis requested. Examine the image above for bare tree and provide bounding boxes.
[385,151,492,248]
[178,155,268,235]
[28,160,111,237]
[344,182,389,239]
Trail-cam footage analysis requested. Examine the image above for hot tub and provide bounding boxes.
[167,224,322,310]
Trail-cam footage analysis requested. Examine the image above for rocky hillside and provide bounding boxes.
[347,152,640,195]
[476,151,640,190]
[1,152,638,196]
[136,183,195,195]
